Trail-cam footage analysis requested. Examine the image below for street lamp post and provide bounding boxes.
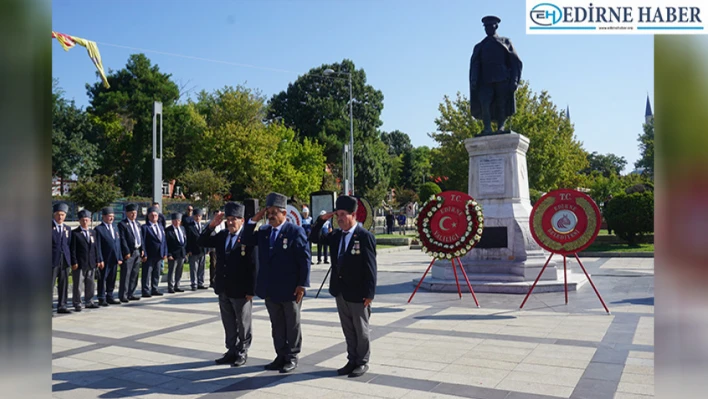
[323,68,354,196]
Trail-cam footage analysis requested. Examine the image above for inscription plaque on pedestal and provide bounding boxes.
[478,156,505,195]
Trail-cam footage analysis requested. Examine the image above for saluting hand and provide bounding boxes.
[321,212,335,221]
[210,212,224,228]
[252,208,267,222]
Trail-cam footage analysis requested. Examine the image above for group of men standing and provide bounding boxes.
[52,192,378,378]
[51,202,210,314]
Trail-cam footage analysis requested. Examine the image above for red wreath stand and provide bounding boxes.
[408,191,483,307]
[519,189,610,314]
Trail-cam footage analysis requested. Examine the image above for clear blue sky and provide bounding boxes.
[53,0,653,173]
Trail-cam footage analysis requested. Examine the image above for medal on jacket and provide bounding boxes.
[282,236,288,249]
[241,245,246,256]
[66,229,69,238]
[90,235,95,243]
[353,239,360,255]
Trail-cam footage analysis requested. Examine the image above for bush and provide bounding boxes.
[529,188,544,206]
[69,175,123,213]
[419,182,442,202]
[604,191,654,244]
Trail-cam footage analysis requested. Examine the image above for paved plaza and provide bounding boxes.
[52,250,654,399]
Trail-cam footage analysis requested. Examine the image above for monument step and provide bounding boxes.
[413,272,588,294]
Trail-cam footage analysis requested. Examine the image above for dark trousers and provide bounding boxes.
[219,294,253,358]
[317,238,329,263]
[398,224,406,235]
[141,258,162,295]
[335,294,371,366]
[479,81,509,129]
[386,224,393,234]
[167,257,185,290]
[97,260,118,300]
[209,250,216,287]
[190,251,206,288]
[72,267,96,306]
[120,249,141,299]
[52,264,69,310]
[265,298,303,362]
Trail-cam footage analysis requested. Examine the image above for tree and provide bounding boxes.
[582,151,627,177]
[69,175,123,213]
[635,117,654,177]
[178,168,230,211]
[419,182,442,202]
[429,81,588,193]
[381,130,413,156]
[401,146,433,191]
[267,59,389,196]
[52,80,99,194]
[86,53,181,196]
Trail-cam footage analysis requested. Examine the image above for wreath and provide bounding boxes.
[415,194,484,260]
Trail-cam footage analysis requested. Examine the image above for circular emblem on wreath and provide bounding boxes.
[332,196,375,231]
[416,190,484,260]
[530,189,601,255]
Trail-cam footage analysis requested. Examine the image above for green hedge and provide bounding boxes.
[419,182,442,202]
[604,191,654,245]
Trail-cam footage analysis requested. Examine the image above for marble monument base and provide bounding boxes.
[415,132,587,294]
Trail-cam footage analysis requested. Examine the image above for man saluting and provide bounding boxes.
[312,196,377,377]
[199,202,257,368]
[241,192,310,374]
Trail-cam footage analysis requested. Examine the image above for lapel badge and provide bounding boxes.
[282,237,288,249]
[53,226,56,231]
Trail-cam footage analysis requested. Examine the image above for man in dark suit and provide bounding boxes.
[313,196,377,377]
[95,207,123,306]
[52,202,72,314]
[141,206,167,297]
[185,208,207,290]
[199,202,257,368]
[70,209,104,311]
[242,192,310,374]
[118,203,143,302]
[165,212,188,293]
[144,201,167,227]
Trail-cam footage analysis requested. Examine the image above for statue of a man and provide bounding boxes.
[469,16,523,135]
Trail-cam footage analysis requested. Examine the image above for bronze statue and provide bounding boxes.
[469,16,523,135]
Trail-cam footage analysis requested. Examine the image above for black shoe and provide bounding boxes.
[264,358,284,371]
[337,362,357,376]
[348,364,369,378]
[86,302,100,309]
[74,305,83,312]
[128,296,141,301]
[167,289,175,294]
[106,298,121,305]
[215,352,236,365]
[280,360,297,373]
[57,307,71,314]
[98,300,109,307]
[324,261,329,264]
[120,297,129,303]
[191,287,197,291]
[174,288,184,293]
[231,355,248,367]
[197,286,208,290]
[151,291,163,296]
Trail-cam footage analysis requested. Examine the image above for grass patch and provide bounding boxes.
[583,242,654,253]
[375,233,416,238]
[377,244,397,249]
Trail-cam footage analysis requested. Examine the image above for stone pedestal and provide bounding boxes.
[416,132,587,294]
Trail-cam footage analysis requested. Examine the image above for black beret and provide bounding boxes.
[171,212,182,220]
[482,15,501,25]
[125,203,138,212]
[53,202,69,213]
[101,207,114,216]
[147,206,159,214]
[224,202,245,218]
[265,192,288,209]
[335,196,358,214]
[193,208,204,216]
[78,209,92,218]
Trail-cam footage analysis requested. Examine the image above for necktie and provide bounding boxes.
[226,233,236,252]
[108,224,114,239]
[269,228,278,248]
[83,229,89,242]
[132,221,141,246]
[153,224,161,241]
[177,227,184,245]
[198,222,202,234]
[339,232,349,259]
